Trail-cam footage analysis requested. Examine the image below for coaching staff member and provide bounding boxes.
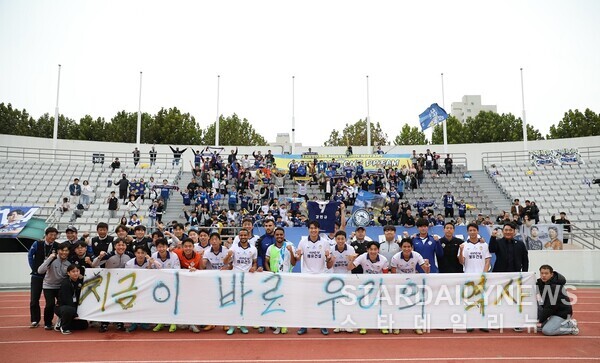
[489,222,528,272]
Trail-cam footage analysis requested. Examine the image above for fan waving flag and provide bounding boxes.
[419,103,448,131]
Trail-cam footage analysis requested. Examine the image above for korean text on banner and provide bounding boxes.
[78,269,537,330]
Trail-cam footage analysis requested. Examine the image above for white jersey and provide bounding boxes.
[298,236,330,274]
[125,257,161,269]
[230,242,257,272]
[151,251,180,269]
[203,246,229,270]
[265,242,295,273]
[233,234,259,247]
[353,253,389,274]
[330,243,354,274]
[460,241,491,273]
[391,251,425,274]
[194,242,211,253]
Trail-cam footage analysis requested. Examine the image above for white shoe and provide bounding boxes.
[569,319,579,335]
[345,328,354,333]
[189,325,200,333]
[273,327,281,334]
[333,328,341,333]
[54,318,61,332]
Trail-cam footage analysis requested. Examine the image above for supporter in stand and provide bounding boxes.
[169,146,187,166]
[551,212,571,245]
[110,157,121,173]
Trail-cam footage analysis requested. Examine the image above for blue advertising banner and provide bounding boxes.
[0,206,39,237]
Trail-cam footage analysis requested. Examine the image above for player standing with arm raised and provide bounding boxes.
[296,220,335,336]
[222,228,257,335]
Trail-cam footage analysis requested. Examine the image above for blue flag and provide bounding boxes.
[419,103,448,131]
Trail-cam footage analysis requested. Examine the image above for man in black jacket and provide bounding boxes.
[489,222,528,272]
[536,264,578,335]
[551,212,572,244]
[55,264,88,334]
[113,174,129,201]
[27,227,59,328]
[169,146,187,166]
[438,223,464,273]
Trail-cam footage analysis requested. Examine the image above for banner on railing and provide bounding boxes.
[0,206,39,237]
[78,269,537,329]
[530,148,583,167]
[273,154,412,172]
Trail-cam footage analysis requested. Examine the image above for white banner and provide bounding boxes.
[78,269,537,329]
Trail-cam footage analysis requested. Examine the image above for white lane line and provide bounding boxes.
[40,357,600,363]
[3,335,600,344]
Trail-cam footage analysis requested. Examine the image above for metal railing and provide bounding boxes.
[382,148,469,169]
[569,221,600,250]
[481,145,600,168]
[0,145,185,170]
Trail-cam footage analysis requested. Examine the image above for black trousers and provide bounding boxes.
[57,306,88,330]
[445,208,454,218]
[30,276,44,324]
[42,288,60,327]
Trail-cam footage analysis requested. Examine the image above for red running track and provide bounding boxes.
[0,289,598,363]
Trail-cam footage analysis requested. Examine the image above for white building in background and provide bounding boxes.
[451,95,497,122]
[269,133,302,154]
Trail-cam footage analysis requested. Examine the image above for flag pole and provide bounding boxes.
[366,75,371,149]
[441,72,448,154]
[215,75,220,147]
[136,71,142,146]
[291,75,295,155]
[52,64,62,157]
[520,68,528,151]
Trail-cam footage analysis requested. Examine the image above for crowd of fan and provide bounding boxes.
[60,146,568,246]
[58,146,514,238]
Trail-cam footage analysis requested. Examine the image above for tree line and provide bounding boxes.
[1,102,598,147]
[0,103,268,146]
[325,109,599,146]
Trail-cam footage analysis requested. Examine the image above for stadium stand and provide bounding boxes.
[489,160,600,226]
[0,159,181,233]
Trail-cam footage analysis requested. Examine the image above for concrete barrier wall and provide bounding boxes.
[1,134,600,171]
[2,250,598,288]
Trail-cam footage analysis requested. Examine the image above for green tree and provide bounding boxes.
[0,103,37,136]
[103,111,137,143]
[27,113,77,139]
[393,124,428,145]
[431,116,464,144]
[70,115,109,141]
[202,114,268,146]
[547,109,600,139]
[143,108,200,145]
[462,111,543,143]
[324,119,388,146]
[32,113,54,138]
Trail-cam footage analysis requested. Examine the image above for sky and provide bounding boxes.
[1,0,599,147]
